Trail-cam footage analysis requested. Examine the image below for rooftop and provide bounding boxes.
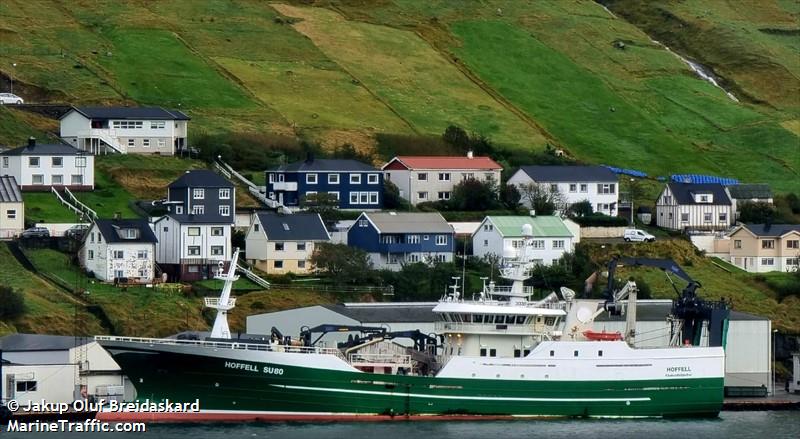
[595,300,767,322]
[362,212,453,234]
[0,333,93,352]
[0,176,22,203]
[68,106,190,120]
[1,138,87,156]
[517,165,617,182]
[322,302,439,323]
[727,184,773,200]
[169,170,234,189]
[666,182,732,205]
[255,211,330,241]
[739,223,800,237]
[484,215,573,238]
[93,218,158,244]
[383,155,502,171]
[273,158,378,173]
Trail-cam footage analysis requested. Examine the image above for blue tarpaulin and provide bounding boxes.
[603,165,648,178]
[671,174,739,185]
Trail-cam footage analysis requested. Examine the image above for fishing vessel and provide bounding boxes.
[97,226,729,421]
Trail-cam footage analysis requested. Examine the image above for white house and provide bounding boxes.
[507,165,618,215]
[245,211,330,274]
[472,215,575,266]
[726,184,773,220]
[1,334,134,405]
[382,153,502,205]
[0,137,94,191]
[79,218,158,283]
[655,183,733,232]
[0,176,24,238]
[60,106,190,155]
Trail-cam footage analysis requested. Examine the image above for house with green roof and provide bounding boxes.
[472,216,575,265]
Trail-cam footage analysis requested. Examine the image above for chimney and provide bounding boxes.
[467,150,474,159]
[27,137,35,148]
[113,212,121,220]
[530,209,536,217]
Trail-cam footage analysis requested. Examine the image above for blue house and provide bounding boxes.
[347,212,455,271]
[265,156,383,209]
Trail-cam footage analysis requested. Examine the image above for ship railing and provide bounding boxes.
[453,299,566,310]
[348,353,413,366]
[94,335,347,361]
[434,321,550,335]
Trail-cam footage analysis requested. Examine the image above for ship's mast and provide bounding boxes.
[206,249,240,339]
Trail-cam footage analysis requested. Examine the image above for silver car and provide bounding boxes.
[0,93,24,104]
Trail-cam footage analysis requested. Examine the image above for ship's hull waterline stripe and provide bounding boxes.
[269,384,652,403]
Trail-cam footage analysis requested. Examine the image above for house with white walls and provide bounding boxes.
[60,106,190,155]
[152,170,235,281]
[245,211,330,274]
[655,183,733,232]
[382,153,502,205]
[0,176,23,238]
[728,224,800,273]
[507,165,618,215]
[79,218,158,283]
[472,215,575,265]
[0,137,94,191]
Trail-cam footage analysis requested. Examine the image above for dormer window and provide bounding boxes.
[219,188,230,199]
[693,192,713,203]
[193,188,205,199]
[117,228,139,240]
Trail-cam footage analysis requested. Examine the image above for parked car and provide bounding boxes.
[0,93,24,104]
[623,228,655,242]
[21,227,50,238]
[64,224,89,239]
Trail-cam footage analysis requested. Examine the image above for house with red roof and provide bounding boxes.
[381,153,502,205]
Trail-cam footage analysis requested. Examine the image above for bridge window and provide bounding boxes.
[516,316,525,324]
[506,315,515,324]
[480,348,487,357]
[549,350,554,357]
[489,349,497,357]
[523,350,531,356]
[513,349,521,358]
[485,315,494,324]
[474,315,483,323]
[598,350,603,357]
[574,350,579,357]
[545,317,556,326]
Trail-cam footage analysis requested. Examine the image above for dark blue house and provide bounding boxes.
[347,212,455,271]
[265,157,383,209]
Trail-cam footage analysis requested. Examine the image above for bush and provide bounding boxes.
[447,179,502,211]
[571,214,629,227]
[0,286,25,319]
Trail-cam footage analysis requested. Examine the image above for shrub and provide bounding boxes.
[571,214,629,227]
[0,286,25,319]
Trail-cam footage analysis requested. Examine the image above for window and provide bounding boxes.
[553,240,565,249]
[253,224,259,232]
[219,189,231,199]
[350,192,359,204]
[407,254,420,263]
[580,183,588,193]
[192,205,204,215]
[704,212,712,223]
[699,195,708,202]
[359,219,369,228]
[297,242,307,251]
[514,349,521,358]
[484,224,493,231]
[762,258,774,266]
[719,212,727,222]
[434,254,447,263]
[380,235,397,244]
[6,209,16,219]
[122,228,138,239]
[150,121,165,129]
[274,260,284,269]
[787,240,799,249]
[75,157,86,168]
[16,381,37,392]
[158,139,166,148]
[328,173,339,184]
[435,235,447,246]
[275,242,285,251]
[188,227,200,236]
[407,235,420,244]
[2,157,7,167]
[219,205,230,216]
[52,175,63,185]
[550,350,555,357]
[113,250,124,259]
[485,173,494,181]
[438,191,451,200]
[114,270,124,280]
[187,246,201,256]
[367,174,379,184]
[531,240,545,249]
[138,268,147,278]
[550,183,558,192]
[480,348,487,357]
[359,192,368,204]
[574,350,579,357]
[462,173,474,180]
[681,213,689,222]
[483,239,488,247]
[32,174,44,185]
[71,175,83,185]
[350,174,361,184]
[211,227,224,236]
[137,250,148,259]
[193,189,205,199]
[569,183,577,192]
[307,173,318,184]
[113,121,143,129]
[187,265,199,273]
[211,246,224,256]
[417,191,428,200]
[127,139,135,147]
[298,260,306,269]
[87,250,94,260]
[90,233,94,243]
[787,258,799,266]
[598,350,603,357]
[29,157,40,167]
[143,139,150,148]
[762,240,775,249]
[369,192,379,204]
[438,173,450,181]
[418,173,428,181]
[52,157,63,167]
[175,206,183,214]
[512,240,524,249]
[327,191,339,200]
[597,183,616,194]
[734,240,742,249]
[489,349,496,357]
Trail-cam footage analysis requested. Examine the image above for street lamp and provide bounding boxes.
[629,178,635,226]
[10,63,16,94]
[773,328,779,396]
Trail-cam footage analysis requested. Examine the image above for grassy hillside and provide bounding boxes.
[1,0,796,190]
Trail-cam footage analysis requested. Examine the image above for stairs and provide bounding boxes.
[236,263,270,289]
[215,159,291,213]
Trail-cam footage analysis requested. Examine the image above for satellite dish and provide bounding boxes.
[577,305,593,324]
[560,287,576,302]
[521,223,533,237]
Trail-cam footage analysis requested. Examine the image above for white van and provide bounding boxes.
[624,228,655,242]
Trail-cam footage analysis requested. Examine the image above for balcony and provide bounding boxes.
[272,181,298,191]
